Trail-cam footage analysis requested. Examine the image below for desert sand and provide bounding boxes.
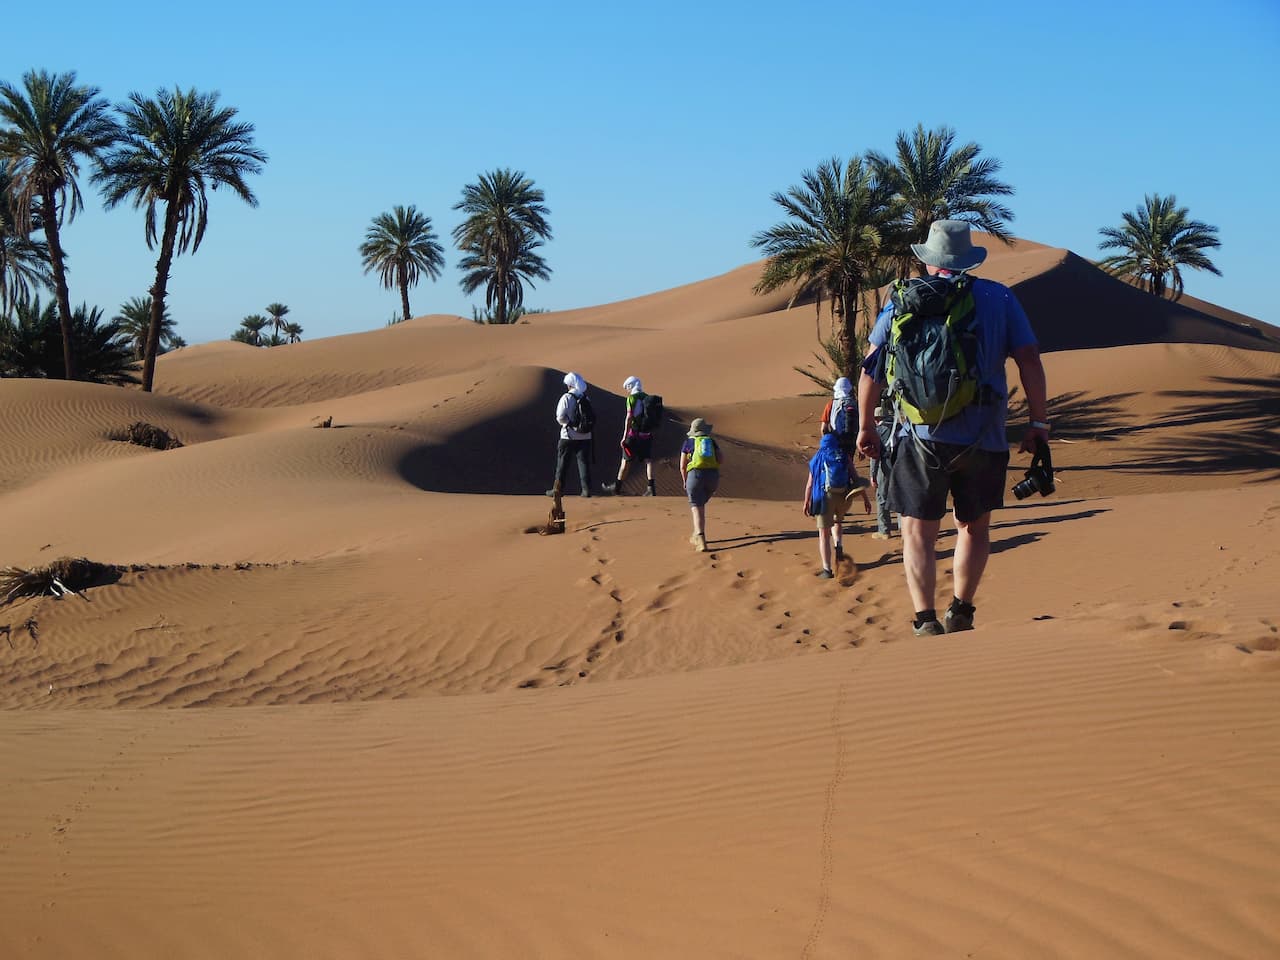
[1,236,1278,958]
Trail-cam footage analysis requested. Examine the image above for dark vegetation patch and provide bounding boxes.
[107,421,184,450]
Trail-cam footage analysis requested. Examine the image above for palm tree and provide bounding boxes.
[265,302,289,340]
[752,156,901,378]
[0,70,120,379]
[457,226,550,323]
[93,86,266,392]
[114,295,181,359]
[1097,194,1221,301]
[359,205,444,324]
[233,313,268,345]
[452,170,552,325]
[0,295,137,384]
[868,124,1015,277]
[283,321,303,343]
[0,168,53,316]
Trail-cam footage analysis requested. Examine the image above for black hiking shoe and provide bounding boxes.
[601,482,618,495]
[944,600,975,633]
[642,487,655,497]
[913,619,945,637]
[817,569,834,580]
[545,489,560,498]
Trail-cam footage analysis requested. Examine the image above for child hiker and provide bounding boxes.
[679,418,721,553]
[804,432,871,578]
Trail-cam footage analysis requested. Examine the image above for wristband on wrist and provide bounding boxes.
[1030,420,1051,431]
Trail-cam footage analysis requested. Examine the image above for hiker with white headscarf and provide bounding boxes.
[546,372,594,498]
[821,377,857,451]
[602,375,661,497]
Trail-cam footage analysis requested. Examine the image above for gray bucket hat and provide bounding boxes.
[687,418,713,437]
[911,220,987,272]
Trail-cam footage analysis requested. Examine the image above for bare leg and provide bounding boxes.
[644,459,654,481]
[900,515,941,613]
[616,459,631,484]
[817,524,833,570]
[952,512,991,604]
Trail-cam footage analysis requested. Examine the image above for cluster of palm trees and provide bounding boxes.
[360,168,551,326]
[754,124,1222,382]
[0,68,265,391]
[231,302,302,346]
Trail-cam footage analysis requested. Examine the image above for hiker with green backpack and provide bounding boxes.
[602,375,663,496]
[856,221,1049,637]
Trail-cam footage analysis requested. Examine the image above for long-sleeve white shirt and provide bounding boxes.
[556,390,591,440]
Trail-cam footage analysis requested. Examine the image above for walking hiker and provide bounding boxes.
[602,376,662,496]
[869,400,895,540]
[679,418,721,552]
[856,221,1049,636]
[804,432,872,578]
[822,377,857,451]
[547,372,595,499]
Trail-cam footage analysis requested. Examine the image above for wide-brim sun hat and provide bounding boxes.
[687,418,713,437]
[910,220,987,272]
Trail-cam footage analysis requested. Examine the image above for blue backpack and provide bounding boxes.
[819,445,850,491]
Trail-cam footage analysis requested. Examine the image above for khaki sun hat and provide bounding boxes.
[687,418,713,437]
[911,220,987,272]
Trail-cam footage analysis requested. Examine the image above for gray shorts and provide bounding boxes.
[685,469,719,507]
[887,440,1008,523]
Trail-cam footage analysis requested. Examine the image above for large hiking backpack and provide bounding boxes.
[819,446,850,491]
[568,393,595,434]
[828,397,856,450]
[632,393,664,434]
[884,274,980,426]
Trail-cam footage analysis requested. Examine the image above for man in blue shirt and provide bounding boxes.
[856,221,1050,636]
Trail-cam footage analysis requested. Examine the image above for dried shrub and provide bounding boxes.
[0,558,122,606]
[108,422,183,450]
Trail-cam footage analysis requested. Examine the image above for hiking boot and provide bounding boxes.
[601,482,618,496]
[545,488,561,498]
[642,487,655,497]
[912,619,945,637]
[944,601,975,633]
[579,491,592,499]
[693,533,707,552]
[817,569,835,580]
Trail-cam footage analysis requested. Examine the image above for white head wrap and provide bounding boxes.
[622,376,642,395]
[833,377,853,400]
[563,372,586,396]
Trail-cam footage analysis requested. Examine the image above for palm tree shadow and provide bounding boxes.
[1007,390,1143,443]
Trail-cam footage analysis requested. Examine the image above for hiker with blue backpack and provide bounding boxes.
[679,418,722,553]
[821,377,858,450]
[546,372,595,499]
[602,376,663,497]
[856,221,1049,637]
[804,432,872,579]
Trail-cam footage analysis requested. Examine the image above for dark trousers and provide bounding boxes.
[553,438,592,494]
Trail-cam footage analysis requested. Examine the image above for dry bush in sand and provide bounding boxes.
[1,558,121,605]
[107,422,183,450]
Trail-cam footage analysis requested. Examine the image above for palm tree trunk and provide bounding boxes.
[398,264,411,323]
[40,189,76,380]
[838,283,856,380]
[143,199,181,393]
[496,265,508,326]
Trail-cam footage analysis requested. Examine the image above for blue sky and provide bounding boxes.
[5,0,1277,344]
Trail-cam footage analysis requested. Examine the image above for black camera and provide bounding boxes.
[1012,437,1055,500]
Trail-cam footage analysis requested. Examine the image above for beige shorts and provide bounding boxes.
[816,486,850,529]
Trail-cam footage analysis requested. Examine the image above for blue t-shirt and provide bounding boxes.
[869,276,1037,451]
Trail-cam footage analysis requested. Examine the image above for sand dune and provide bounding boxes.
[1,237,1278,959]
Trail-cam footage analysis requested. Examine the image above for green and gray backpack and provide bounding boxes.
[884,274,980,426]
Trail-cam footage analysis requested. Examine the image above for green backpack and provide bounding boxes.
[884,275,980,426]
